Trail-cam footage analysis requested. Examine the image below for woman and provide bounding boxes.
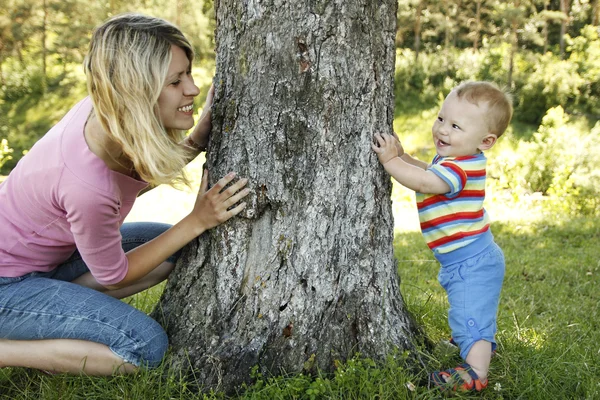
[0,13,249,375]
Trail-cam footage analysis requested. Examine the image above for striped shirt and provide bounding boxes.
[416,153,490,256]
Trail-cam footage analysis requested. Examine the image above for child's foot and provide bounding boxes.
[429,362,488,392]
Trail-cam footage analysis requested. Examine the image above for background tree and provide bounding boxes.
[155,0,423,393]
[470,0,484,50]
[560,0,572,57]
[413,0,424,61]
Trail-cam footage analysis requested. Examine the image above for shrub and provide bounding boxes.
[491,106,600,216]
[568,25,600,117]
[477,42,510,86]
[0,139,13,170]
[516,53,584,124]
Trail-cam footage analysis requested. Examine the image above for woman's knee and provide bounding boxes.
[135,319,169,368]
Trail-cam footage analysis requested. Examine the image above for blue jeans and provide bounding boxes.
[0,222,179,368]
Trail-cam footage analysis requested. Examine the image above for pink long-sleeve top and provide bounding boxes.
[0,97,148,286]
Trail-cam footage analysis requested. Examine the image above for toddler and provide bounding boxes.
[372,81,513,392]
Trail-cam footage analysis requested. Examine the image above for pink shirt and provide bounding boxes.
[0,97,147,285]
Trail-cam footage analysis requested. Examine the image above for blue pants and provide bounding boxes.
[438,241,505,360]
[0,222,178,368]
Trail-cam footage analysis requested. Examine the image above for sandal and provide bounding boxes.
[429,362,488,392]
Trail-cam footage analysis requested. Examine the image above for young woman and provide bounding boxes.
[0,13,249,375]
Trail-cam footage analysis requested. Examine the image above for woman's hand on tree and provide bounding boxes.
[190,169,250,232]
[190,83,215,149]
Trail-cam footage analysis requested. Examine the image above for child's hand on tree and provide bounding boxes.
[391,131,405,157]
[372,133,400,165]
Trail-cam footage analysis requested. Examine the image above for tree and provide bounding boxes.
[472,0,484,50]
[41,0,48,92]
[559,0,572,57]
[155,0,423,393]
[414,0,425,60]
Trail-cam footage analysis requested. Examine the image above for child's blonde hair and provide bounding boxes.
[454,81,513,138]
[83,13,194,186]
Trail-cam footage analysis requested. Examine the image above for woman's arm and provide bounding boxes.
[106,170,249,289]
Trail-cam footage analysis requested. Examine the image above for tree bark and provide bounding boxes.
[155,0,422,393]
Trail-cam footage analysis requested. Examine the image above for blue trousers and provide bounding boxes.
[438,241,505,360]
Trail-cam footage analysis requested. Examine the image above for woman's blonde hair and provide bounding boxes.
[83,13,194,186]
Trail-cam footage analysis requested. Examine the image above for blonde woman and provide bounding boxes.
[0,14,249,375]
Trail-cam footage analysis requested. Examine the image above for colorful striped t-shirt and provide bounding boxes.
[416,153,490,256]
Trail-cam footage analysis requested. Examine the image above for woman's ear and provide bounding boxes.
[478,134,498,151]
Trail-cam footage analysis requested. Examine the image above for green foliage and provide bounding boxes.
[0,139,14,169]
[0,58,86,173]
[568,25,600,117]
[490,106,600,216]
[394,48,485,112]
[393,23,600,127]
[515,53,584,124]
[476,43,511,84]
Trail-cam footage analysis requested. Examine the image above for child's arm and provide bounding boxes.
[388,131,429,170]
[372,133,450,195]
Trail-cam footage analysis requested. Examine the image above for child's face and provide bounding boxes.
[431,91,497,158]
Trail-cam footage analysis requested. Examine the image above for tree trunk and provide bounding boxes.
[542,1,549,54]
[473,0,482,51]
[41,0,48,93]
[414,0,423,61]
[155,0,422,393]
[0,52,4,87]
[559,0,570,59]
[508,0,519,90]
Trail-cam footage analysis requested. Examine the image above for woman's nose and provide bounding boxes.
[186,82,200,97]
[184,76,200,97]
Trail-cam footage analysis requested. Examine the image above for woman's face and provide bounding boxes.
[157,45,200,130]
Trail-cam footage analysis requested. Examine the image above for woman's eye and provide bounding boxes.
[171,80,181,86]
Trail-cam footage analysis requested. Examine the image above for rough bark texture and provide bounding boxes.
[155,0,422,393]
